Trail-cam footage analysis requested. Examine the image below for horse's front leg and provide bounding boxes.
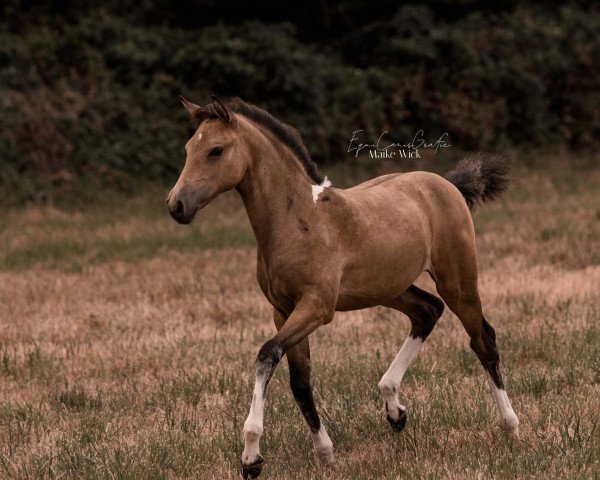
[241,295,333,479]
[272,309,333,465]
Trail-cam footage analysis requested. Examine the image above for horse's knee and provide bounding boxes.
[256,340,283,371]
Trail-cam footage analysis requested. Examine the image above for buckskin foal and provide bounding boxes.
[167,96,520,478]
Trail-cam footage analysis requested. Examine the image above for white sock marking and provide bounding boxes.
[312,425,334,463]
[242,371,267,464]
[311,177,331,202]
[378,336,424,419]
[486,374,519,436]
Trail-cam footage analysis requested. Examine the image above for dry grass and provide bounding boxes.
[0,153,598,479]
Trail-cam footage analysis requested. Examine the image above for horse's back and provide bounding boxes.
[355,170,476,246]
[347,170,458,197]
[346,172,404,192]
[342,170,469,222]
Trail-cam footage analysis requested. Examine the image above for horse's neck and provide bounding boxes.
[236,141,316,256]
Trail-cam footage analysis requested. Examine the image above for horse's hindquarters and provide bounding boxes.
[332,177,435,310]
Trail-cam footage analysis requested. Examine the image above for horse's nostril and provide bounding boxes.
[175,200,184,216]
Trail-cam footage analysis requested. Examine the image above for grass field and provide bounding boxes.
[0,152,598,479]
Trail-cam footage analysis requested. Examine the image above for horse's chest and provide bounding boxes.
[256,254,295,314]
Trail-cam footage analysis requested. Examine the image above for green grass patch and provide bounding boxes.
[0,226,254,271]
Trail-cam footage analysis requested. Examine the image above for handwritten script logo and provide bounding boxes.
[347,130,451,158]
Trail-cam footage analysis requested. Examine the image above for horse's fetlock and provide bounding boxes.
[501,412,519,431]
[315,444,334,465]
[243,421,263,438]
[378,378,395,397]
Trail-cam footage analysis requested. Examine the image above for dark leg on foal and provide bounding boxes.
[379,285,445,432]
[471,316,504,388]
[241,296,333,479]
[430,202,518,439]
[437,288,519,439]
[288,338,333,462]
[469,314,519,437]
[274,310,333,464]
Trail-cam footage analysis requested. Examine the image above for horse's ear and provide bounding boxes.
[179,96,204,119]
[211,95,233,124]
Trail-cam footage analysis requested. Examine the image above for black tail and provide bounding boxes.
[444,154,510,210]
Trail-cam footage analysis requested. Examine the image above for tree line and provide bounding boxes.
[1,1,597,202]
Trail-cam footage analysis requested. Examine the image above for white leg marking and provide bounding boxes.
[242,372,267,464]
[486,374,519,438]
[378,336,424,420]
[312,425,334,464]
[311,177,332,202]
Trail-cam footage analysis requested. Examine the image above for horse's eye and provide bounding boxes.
[209,146,224,157]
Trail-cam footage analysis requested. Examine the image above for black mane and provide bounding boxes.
[202,98,324,185]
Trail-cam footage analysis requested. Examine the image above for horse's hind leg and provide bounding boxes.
[379,285,445,432]
[433,248,520,439]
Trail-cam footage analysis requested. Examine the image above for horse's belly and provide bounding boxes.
[335,291,402,311]
[335,246,427,311]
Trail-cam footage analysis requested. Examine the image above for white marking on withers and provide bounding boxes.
[311,177,332,203]
[486,374,520,439]
[378,336,424,420]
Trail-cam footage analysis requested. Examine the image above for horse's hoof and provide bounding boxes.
[387,407,407,432]
[504,426,520,443]
[241,455,264,479]
[500,414,520,443]
[315,447,334,465]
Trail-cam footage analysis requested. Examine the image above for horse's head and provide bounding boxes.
[167,96,249,224]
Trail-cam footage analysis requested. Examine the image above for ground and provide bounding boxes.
[0,152,598,479]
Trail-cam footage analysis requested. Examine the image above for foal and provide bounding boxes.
[168,96,519,478]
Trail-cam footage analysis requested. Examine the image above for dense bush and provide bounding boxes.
[0,1,598,202]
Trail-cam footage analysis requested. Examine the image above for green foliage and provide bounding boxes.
[0,2,598,202]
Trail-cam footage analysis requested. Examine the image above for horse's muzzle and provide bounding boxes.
[167,182,213,224]
[169,199,197,224]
